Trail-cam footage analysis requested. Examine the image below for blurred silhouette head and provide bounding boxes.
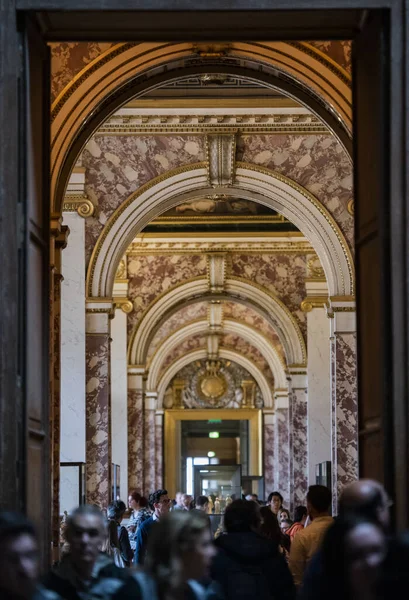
[339,479,391,530]
[224,499,261,533]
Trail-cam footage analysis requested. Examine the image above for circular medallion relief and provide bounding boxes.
[199,374,227,400]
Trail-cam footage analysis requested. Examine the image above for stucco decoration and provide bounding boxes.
[236,134,353,249]
[82,135,205,262]
[127,254,207,334]
[165,358,262,409]
[158,334,207,381]
[50,42,115,101]
[231,254,307,340]
[146,301,209,364]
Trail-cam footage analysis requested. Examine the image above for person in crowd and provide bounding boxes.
[259,505,291,557]
[267,491,285,515]
[127,490,151,552]
[194,495,210,513]
[300,479,392,600]
[0,511,59,600]
[101,519,124,568]
[182,494,193,511]
[289,484,333,587]
[279,508,292,523]
[134,489,171,565]
[211,499,296,600]
[286,506,307,541]
[378,530,409,597]
[280,519,292,536]
[320,516,386,600]
[44,505,131,599]
[107,502,133,567]
[115,510,216,600]
[245,493,258,502]
[172,491,185,510]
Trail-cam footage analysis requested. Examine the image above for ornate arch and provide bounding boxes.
[87,165,353,301]
[127,276,305,366]
[146,318,287,391]
[51,41,351,212]
[155,348,276,409]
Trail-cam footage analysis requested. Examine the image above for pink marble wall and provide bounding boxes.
[223,301,286,365]
[331,333,358,512]
[221,333,275,390]
[127,254,207,335]
[237,134,353,249]
[83,135,205,262]
[144,407,156,495]
[86,334,111,507]
[50,42,115,101]
[309,41,351,72]
[155,416,163,489]
[264,422,275,497]
[147,301,209,362]
[290,388,308,509]
[230,254,307,340]
[128,390,144,492]
[158,333,207,382]
[275,408,290,507]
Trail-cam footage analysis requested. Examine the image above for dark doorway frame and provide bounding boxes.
[1,3,408,560]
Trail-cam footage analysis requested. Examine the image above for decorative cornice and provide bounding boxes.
[301,296,329,312]
[126,239,314,255]
[63,195,95,218]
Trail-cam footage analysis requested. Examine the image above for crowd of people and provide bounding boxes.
[0,479,404,600]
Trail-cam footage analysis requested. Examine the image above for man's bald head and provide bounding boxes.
[339,479,390,529]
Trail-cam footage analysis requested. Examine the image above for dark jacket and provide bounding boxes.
[133,516,155,565]
[43,553,131,600]
[117,523,133,566]
[211,531,296,600]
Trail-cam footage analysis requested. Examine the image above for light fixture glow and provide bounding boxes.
[207,451,216,458]
[209,431,219,439]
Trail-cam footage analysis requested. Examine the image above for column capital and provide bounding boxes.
[86,300,113,334]
[128,365,146,375]
[287,366,307,389]
[263,410,275,425]
[275,396,289,410]
[329,298,356,334]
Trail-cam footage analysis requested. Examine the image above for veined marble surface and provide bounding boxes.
[111,309,128,502]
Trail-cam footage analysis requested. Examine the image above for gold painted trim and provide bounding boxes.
[124,98,302,109]
[114,298,134,314]
[301,297,329,312]
[164,408,262,497]
[149,215,290,224]
[135,231,301,238]
[332,306,356,312]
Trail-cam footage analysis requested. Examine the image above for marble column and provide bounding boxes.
[263,410,275,496]
[301,283,331,485]
[50,219,69,559]
[144,393,157,496]
[288,369,308,511]
[85,302,112,507]
[110,307,128,503]
[61,211,86,466]
[155,411,164,490]
[330,300,358,513]
[128,368,145,493]
[273,391,290,506]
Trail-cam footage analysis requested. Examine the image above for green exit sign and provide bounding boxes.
[209,431,220,439]
[208,419,222,424]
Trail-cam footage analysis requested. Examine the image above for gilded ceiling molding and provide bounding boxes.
[155,348,275,410]
[207,253,227,293]
[206,134,236,186]
[87,166,353,302]
[300,297,329,312]
[145,318,287,392]
[127,276,304,367]
[51,41,352,214]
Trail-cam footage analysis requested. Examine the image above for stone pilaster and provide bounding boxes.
[263,409,275,495]
[85,302,112,507]
[273,390,290,506]
[329,299,358,513]
[155,410,164,489]
[128,368,145,493]
[301,280,331,485]
[288,369,308,510]
[144,393,157,495]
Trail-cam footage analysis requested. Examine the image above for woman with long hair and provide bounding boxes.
[118,510,216,600]
[260,506,291,557]
[101,519,125,568]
